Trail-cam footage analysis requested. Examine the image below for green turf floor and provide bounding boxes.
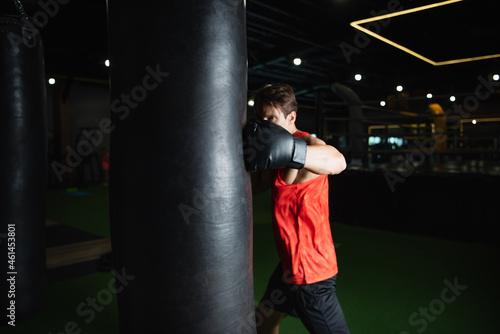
[3,185,498,333]
[45,185,111,238]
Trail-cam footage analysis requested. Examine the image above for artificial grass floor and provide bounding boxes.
[2,185,498,333]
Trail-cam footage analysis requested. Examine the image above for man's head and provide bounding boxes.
[252,83,298,134]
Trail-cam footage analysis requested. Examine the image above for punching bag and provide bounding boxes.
[107,1,255,333]
[0,13,47,325]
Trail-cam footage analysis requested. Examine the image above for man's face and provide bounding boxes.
[260,104,294,134]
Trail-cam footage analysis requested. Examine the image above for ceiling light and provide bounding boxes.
[248,99,254,107]
[493,74,499,81]
[293,58,302,66]
[472,119,477,124]
[350,0,500,66]
[105,59,110,67]
[426,93,433,99]
[450,95,456,102]
[396,85,403,92]
[380,101,386,107]
[48,78,55,85]
[354,74,362,81]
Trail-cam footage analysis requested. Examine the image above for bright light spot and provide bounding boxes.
[472,119,477,124]
[380,101,386,107]
[493,74,499,81]
[369,136,381,145]
[388,137,403,146]
[105,59,110,67]
[311,133,317,138]
[426,93,433,99]
[450,95,456,102]
[293,58,302,66]
[248,99,254,107]
[48,78,56,85]
[396,85,403,92]
[354,74,362,81]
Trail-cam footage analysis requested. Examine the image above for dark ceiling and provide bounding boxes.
[3,0,500,108]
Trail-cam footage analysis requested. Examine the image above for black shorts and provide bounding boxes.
[258,263,350,334]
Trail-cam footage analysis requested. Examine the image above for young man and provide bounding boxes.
[243,84,349,334]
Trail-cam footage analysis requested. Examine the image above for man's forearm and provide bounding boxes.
[304,145,346,175]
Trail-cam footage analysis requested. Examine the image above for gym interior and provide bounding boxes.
[1,1,499,333]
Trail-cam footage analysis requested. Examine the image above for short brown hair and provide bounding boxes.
[252,83,298,118]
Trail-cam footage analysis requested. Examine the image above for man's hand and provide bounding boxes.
[243,120,307,172]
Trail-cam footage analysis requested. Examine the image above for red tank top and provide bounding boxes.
[271,133,338,284]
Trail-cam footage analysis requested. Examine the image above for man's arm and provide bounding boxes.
[242,120,345,186]
[279,135,346,185]
[301,135,346,175]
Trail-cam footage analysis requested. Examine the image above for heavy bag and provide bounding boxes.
[107,1,255,333]
[0,14,47,325]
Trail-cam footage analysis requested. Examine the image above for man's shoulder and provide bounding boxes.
[294,131,310,138]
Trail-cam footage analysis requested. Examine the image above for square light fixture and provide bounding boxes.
[350,0,500,66]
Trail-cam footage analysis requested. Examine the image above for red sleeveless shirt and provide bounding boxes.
[271,132,338,284]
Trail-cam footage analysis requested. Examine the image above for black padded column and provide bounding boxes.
[332,83,365,166]
[0,14,47,325]
[107,1,255,333]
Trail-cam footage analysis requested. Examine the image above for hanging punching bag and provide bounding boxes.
[0,13,47,325]
[107,1,255,333]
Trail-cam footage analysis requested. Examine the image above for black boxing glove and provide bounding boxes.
[243,119,307,172]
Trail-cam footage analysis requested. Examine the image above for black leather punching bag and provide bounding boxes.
[108,1,255,333]
[0,13,47,325]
